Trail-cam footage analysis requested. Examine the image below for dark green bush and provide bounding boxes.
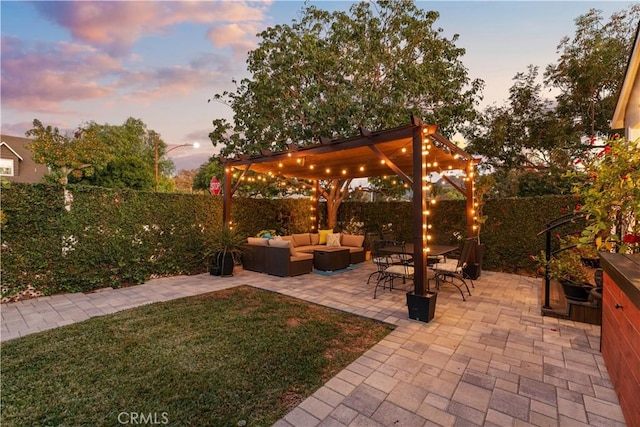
[1,183,582,298]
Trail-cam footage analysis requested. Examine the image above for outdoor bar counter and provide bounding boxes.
[599,252,640,427]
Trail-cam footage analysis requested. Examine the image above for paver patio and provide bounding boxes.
[0,261,624,426]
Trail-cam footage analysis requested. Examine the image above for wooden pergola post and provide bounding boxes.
[222,165,232,228]
[311,180,319,231]
[465,160,477,264]
[412,126,426,296]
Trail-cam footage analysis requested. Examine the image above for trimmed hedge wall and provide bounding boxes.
[1,183,582,299]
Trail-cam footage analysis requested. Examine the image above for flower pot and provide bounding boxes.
[210,251,235,276]
[463,243,484,279]
[559,279,593,302]
[463,263,481,280]
[406,291,437,323]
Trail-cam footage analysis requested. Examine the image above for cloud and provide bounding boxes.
[33,1,271,57]
[1,36,119,112]
[206,22,262,58]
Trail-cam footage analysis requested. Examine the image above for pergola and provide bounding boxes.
[220,116,479,296]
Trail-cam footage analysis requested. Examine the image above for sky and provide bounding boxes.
[1,0,635,172]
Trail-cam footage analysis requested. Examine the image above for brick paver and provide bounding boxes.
[0,261,625,426]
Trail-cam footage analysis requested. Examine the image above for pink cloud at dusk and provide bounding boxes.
[33,1,271,57]
[116,65,223,102]
[206,22,263,58]
[1,36,118,112]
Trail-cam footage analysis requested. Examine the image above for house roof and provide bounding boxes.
[611,22,640,129]
[221,119,475,182]
[0,135,33,161]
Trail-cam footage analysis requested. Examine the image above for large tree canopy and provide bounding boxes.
[545,6,640,138]
[209,0,482,227]
[464,5,639,197]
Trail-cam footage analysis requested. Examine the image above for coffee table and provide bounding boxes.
[313,247,350,271]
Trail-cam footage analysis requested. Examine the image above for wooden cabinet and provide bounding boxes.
[600,253,640,427]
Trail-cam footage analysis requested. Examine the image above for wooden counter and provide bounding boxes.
[599,252,640,427]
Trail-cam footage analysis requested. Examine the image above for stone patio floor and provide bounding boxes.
[0,261,626,426]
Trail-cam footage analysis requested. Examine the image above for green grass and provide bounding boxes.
[1,286,393,426]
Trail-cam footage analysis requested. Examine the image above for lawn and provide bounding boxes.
[1,285,393,426]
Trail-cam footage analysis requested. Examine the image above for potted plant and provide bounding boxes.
[532,249,592,302]
[464,175,495,279]
[208,227,247,276]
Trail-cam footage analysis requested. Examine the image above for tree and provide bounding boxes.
[174,169,197,193]
[463,66,578,196]
[90,156,154,190]
[209,1,482,227]
[74,118,169,191]
[464,5,639,197]
[26,119,112,185]
[545,5,640,139]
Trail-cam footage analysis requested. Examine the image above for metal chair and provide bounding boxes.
[367,239,393,284]
[431,238,474,300]
[373,241,414,299]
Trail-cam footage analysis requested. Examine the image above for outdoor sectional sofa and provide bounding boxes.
[241,232,365,277]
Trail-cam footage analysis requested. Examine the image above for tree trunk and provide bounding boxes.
[321,179,352,229]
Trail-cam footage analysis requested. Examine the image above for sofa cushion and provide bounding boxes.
[292,233,311,247]
[318,229,333,244]
[342,234,365,248]
[247,237,269,246]
[291,253,314,261]
[326,233,342,247]
[269,238,296,256]
[293,245,315,253]
[310,233,319,245]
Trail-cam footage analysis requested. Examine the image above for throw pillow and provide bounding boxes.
[326,233,341,247]
[318,229,333,244]
[282,235,294,246]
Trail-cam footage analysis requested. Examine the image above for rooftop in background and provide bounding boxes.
[0,135,48,183]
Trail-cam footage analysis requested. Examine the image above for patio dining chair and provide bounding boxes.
[373,241,414,299]
[431,238,475,301]
[367,239,394,284]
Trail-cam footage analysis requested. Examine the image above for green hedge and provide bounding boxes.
[1,183,582,299]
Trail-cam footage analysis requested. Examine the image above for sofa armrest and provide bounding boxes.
[241,244,267,272]
[265,246,312,277]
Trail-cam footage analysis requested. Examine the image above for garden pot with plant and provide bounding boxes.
[208,227,247,276]
[533,248,593,302]
[465,175,495,279]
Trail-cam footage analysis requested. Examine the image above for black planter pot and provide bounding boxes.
[210,251,235,276]
[580,257,600,269]
[406,291,437,323]
[463,264,481,280]
[559,279,593,302]
[463,243,484,280]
